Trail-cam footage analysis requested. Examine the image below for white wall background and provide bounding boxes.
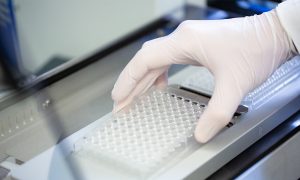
[187,0,207,7]
[14,0,187,73]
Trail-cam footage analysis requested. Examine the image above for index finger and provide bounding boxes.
[111,37,174,102]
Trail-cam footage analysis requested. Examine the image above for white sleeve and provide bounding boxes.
[277,0,300,53]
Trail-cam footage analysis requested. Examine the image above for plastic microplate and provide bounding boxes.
[74,88,207,174]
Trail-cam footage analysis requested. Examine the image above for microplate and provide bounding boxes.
[74,87,209,176]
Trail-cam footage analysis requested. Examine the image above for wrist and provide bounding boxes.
[259,9,296,65]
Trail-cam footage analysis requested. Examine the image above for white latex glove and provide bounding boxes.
[111,10,295,143]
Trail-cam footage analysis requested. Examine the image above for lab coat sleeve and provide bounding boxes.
[277,0,300,53]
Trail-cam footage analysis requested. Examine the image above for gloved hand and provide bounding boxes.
[111,10,295,143]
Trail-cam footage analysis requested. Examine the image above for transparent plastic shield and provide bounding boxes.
[181,58,300,109]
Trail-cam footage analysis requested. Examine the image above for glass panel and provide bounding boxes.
[1,0,185,79]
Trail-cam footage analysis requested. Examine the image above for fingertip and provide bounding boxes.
[111,79,130,102]
[194,130,210,143]
[194,108,232,143]
[111,87,119,102]
[112,102,127,114]
[112,101,119,113]
[193,75,246,143]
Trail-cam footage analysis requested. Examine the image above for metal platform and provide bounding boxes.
[9,56,300,180]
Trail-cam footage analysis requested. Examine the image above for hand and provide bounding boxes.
[111,10,295,143]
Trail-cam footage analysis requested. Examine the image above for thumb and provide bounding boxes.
[194,75,244,143]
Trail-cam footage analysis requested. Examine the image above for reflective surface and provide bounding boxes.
[2,4,300,179]
[181,58,300,109]
[0,5,244,164]
[12,0,184,74]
